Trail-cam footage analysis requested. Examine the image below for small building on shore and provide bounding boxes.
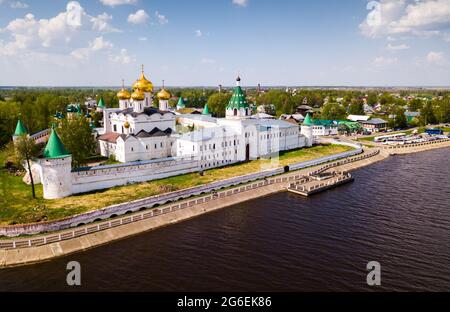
[359,118,388,133]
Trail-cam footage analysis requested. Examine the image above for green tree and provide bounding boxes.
[348,100,365,115]
[420,102,437,125]
[321,103,347,120]
[433,98,450,123]
[409,99,423,112]
[207,93,231,117]
[367,93,378,106]
[58,116,96,168]
[392,107,407,129]
[14,136,41,199]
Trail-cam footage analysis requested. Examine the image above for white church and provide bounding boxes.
[97,70,313,166]
[14,67,314,199]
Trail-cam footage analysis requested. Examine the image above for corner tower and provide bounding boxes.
[301,113,314,147]
[40,126,73,199]
[12,116,27,143]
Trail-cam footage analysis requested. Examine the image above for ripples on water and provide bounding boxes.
[0,148,449,291]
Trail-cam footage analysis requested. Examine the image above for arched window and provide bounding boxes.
[245,108,248,116]
[234,109,238,116]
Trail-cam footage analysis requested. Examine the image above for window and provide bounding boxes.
[160,142,163,148]
[155,144,157,149]
[113,125,117,132]
[234,109,237,116]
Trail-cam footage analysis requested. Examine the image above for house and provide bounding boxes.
[348,115,370,122]
[405,111,420,123]
[359,118,388,133]
[279,114,305,124]
[296,104,314,116]
[303,114,338,136]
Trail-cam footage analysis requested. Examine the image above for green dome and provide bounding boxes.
[202,103,210,115]
[43,127,70,159]
[177,97,186,108]
[227,79,249,110]
[303,113,312,126]
[98,97,106,108]
[14,118,27,136]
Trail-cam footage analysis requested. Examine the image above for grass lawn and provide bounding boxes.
[0,144,352,225]
[357,136,375,142]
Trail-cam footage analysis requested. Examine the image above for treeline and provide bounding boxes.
[0,89,118,147]
[1,88,449,148]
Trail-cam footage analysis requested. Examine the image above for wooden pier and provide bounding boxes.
[287,171,354,197]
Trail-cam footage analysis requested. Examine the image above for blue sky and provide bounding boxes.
[1,0,450,86]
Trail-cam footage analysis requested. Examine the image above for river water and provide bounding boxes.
[0,148,449,291]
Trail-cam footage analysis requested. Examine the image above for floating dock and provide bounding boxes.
[287,171,354,197]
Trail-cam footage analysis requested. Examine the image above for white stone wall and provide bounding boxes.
[71,157,199,194]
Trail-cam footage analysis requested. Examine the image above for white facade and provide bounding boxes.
[311,124,338,136]
[177,116,308,167]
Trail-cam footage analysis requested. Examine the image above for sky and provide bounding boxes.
[1,0,450,87]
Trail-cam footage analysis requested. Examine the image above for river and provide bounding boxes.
[0,148,449,291]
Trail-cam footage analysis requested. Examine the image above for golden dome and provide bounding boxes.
[131,89,145,101]
[117,88,131,100]
[157,88,171,100]
[133,65,153,93]
[124,121,130,129]
[117,80,131,100]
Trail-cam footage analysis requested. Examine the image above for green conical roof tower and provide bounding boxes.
[303,113,312,126]
[177,97,186,109]
[14,117,27,136]
[98,97,106,109]
[43,126,70,159]
[227,76,249,110]
[202,103,210,115]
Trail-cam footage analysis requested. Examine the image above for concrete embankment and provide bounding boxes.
[0,141,447,268]
[383,139,450,155]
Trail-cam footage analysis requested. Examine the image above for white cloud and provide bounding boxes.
[201,58,216,64]
[109,48,134,64]
[386,43,410,51]
[195,29,202,37]
[71,36,113,60]
[138,37,147,41]
[426,51,448,65]
[91,12,120,32]
[232,0,249,7]
[373,56,398,66]
[99,0,137,7]
[155,11,168,25]
[10,1,29,9]
[128,9,149,24]
[360,0,450,39]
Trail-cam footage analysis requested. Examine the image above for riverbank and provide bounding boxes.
[1,140,449,268]
[0,144,352,225]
